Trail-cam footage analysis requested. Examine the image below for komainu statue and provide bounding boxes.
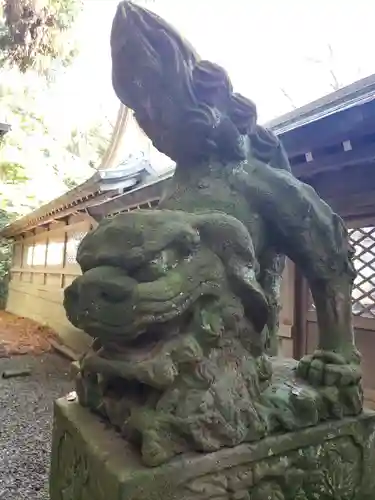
[63,1,363,471]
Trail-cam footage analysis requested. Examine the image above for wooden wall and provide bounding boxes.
[278,259,295,358]
[6,214,93,354]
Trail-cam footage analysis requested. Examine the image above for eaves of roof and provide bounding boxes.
[0,166,158,238]
[264,73,375,135]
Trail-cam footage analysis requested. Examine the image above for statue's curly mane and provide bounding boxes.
[111,1,279,164]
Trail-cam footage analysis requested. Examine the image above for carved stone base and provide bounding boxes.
[50,398,375,500]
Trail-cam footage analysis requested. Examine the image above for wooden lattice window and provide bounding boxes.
[66,231,87,264]
[307,225,375,318]
[349,226,375,318]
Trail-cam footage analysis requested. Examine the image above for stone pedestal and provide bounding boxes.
[50,398,375,500]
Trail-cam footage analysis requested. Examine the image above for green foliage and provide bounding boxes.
[0,69,111,215]
[0,64,111,302]
[66,120,112,169]
[0,0,115,305]
[0,0,83,75]
[0,209,12,308]
[0,160,28,184]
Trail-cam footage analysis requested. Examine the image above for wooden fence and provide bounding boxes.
[7,214,93,352]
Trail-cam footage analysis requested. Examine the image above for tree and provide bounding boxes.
[278,43,369,112]
[0,69,103,215]
[0,208,13,309]
[279,88,297,110]
[0,0,83,74]
[304,44,343,92]
[67,118,113,169]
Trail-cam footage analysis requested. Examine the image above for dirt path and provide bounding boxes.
[0,311,57,358]
[0,354,72,499]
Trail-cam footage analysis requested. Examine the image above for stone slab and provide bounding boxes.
[50,397,375,500]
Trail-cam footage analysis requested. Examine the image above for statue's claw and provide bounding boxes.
[141,426,187,468]
[141,430,173,467]
[296,350,362,388]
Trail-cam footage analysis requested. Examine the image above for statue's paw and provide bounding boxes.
[341,383,364,415]
[296,350,362,388]
[141,430,174,467]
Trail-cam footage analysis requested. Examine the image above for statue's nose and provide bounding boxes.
[79,266,136,304]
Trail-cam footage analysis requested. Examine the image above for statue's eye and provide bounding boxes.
[132,249,179,282]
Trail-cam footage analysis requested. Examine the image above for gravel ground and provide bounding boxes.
[0,353,72,500]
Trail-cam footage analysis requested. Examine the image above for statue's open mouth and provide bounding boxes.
[65,269,222,347]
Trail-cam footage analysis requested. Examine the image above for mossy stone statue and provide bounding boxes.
[50,3,373,500]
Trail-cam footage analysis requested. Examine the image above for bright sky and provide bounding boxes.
[52,0,375,155]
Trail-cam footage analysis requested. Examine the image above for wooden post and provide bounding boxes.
[293,270,309,360]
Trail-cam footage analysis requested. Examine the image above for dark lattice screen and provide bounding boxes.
[349,226,375,318]
[308,225,375,318]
